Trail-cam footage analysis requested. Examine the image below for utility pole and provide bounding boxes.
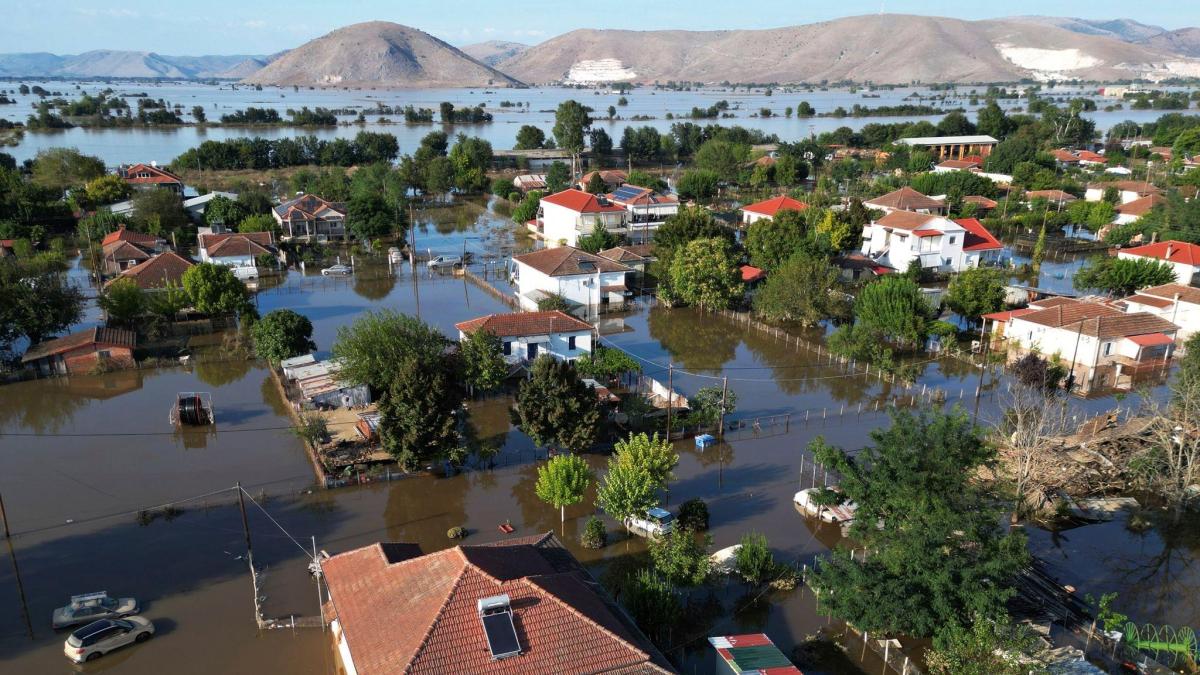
[665,364,674,438]
[313,535,325,632]
[0,491,9,539]
[717,376,729,440]
[236,482,253,559]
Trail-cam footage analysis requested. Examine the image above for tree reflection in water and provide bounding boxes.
[647,306,740,373]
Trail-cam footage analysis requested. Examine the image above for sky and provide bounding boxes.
[6,1,1200,55]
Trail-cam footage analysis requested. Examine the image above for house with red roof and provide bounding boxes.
[860,211,1002,273]
[1120,283,1200,342]
[606,185,679,243]
[511,247,632,311]
[1117,240,1200,285]
[456,310,594,364]
[99,226,169,275]
[198,232,276,268]
[537,189,628,248]
[320,533,671,675]
[272,193,349,241]
[739,195,809,225]
[1112,194,1166,225]
[21,327,137,376]
[116,163,184,195]
[1085,181,1161,204]
[105,252,195,291]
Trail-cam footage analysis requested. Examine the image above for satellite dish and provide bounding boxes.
[803,151,815,161]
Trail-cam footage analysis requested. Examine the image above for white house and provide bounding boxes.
[932,157,983,173]
[272,193,349,241]
[607,185,678,243]
[455,310,594,364]
[536,189,627,247]
[1085,181,1161,204]
[740,195,809,226]
[859,211,1001,273]
[1117,240,1200,285]
[863,187,946,215]
[1120,283,1200,343]
[511,247,632,312]
[197,232,275,267]
[985,297,1178,394]
[183,191,238,223]
[895,135,999,161]
[1112,194,1166,225]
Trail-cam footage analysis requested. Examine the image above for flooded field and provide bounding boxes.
[1,199,1193,673]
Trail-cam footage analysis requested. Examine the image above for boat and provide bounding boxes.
[171,392,214,426]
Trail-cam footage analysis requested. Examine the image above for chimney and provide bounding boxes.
[1166,242,1174,259]
[1151,231,1158,244]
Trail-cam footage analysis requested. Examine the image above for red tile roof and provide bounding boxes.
[455,311,593,337]
[1014,298,1124,328]
[102,240,152,262]
[513,247,630,277]
[1025,189,1077,203]
[1075,150,1105,163]
[199,232,275,258]
[1124,294,1173,309]
[597,244,655,263]
[101,225,161,248]
[22,327,136,362]
[740,265,766,282]
[1075,313,1178,339]
[1128,332,1174,347]
[1137,283,1200,305]
[118,163,183,186]
[982,308,1038,321]
[322,533,671,675]
[578,170,628,187]
[912,229,942,237]
[955,217,1003,251]
[1115,194,1166,217]
[1121,240,1200,266]
[876,210,937,231]
[741,195,809,217]
[936,158,981,169]
[542,189,626,213]
[1051,149,1080,163]
[864,187,944,212]
[963,195,998,209]
[107,252,194,290]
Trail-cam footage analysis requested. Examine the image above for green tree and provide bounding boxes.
[347,191,393,241]
[584,173,607,194]
[688,386,737,429]
[251,309,315,363]
[975,100,1014,139]
[459,328,506,395]
[0,262,84,353]
[694,139,749,181]
[83,174,131,207]
[99,278,146,329]
[448,134,493,192]
[675,169,719,201]
[553,100,592,175]
[809,409,1029,640]
[191,105,206,123]
[854,275,932,348]
[622,569,681,643]
[576,221,618,253]
[596,455,658,528]
[545,161,570,193]
[574,345,640,380]
[535,453,595,524]
[133,188,187,234]
[31,147,105,194]
[667,238,741,310]
[744,209,812,272]
[514,125,547,150]
[625,170,666,191]
[1031,223,1047,269]
[378,357,462,471]
[927,619,1048,675]
[1073,256,1177,296]
[513,356,602,452]
[653,206,734,264]
[237,213,277,235]
[332,310,448,394]
[735,532,777,585]
[612,432,679,489]
[203,195,248,228]
[181,263,256,320]
[648,529,712,587]
[945,268,1005,325]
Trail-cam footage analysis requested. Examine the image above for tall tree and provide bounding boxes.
[535,453,594,524]
[944,268,1005,325]
[379,357,462,471]
[0,261,84,353]
[667,238,742,311]
[854,275,932,348]
[181,263,256,321]
[99,278,146,329]
[809,409,1029,640]
[513,356,602,452]
[612,432,679,490]
[553,100,592,177]
[515,125,547,150]
[459,328,507,395]
[31,147,105,195]
[332,310,448,394]
[744,209,813,272]
[251,309,316,363]
[1073,256,1177,296]
[596,455,658,529]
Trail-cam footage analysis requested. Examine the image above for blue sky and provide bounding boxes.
[8,1,1199,54]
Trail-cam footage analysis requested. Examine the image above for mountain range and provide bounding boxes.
[2,15,1199,86]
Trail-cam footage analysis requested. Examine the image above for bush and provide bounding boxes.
[1011,353,1065,391]
[735,532,775,585]
[446,526,466,539]
[581,516,607,549]
[491,177,514,197]
[677,498,709,531]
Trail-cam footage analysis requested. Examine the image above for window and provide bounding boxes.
[502,341,511,356]
[948,235,956,244]
[528,343,539,359]
[568,336,577,350]
[1103,342,1112,356]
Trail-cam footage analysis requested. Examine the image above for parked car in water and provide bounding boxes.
[426,254,462,269]
[64,617,155,663]
[793,488,857,524]
[52,592,139,630]
[231,265,259,281]
[624,507,676,537]
[321,264,353,276]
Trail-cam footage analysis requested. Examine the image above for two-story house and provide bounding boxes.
[606,185,678,244]
[1117,240,1200,285]
[740,195,809,226]
[117,163,184,195]
[1120,283,1200,343]
[272,193,349,241]
[536,189,627,247]
[860,211,1001,273]
[511,247,632,312]
[100,226,168,275]
[456,310,594,365]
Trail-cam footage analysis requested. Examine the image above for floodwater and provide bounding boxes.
[4,80,1193,164]
[0,198,1193,673]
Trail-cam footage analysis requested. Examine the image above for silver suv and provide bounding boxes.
[64,617,155,663]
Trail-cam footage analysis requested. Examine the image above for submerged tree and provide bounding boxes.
[512,356,601,452]
[378,356,463,471]
[534,453,594,524]
[251,309,315,364]
[459,328,506,395]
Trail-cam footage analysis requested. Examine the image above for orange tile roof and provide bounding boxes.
[1121,240,1200,266]
[741,195,809,217]
[1015,298,1124,328]
[1075,313,1178,339]
[455,311,593,337]
[740,265,766,282]
[1137,283,1200,305]
[864,187,944,212]
[119,163,183,185]
[1124,294,1173,309]
[936,158,981,169]
[513,247,630,277]
[876,210,937,231]
[1115,194,1166,217]
[107,252,194,290]
[1128,332,1174,346]
[963,195,998,209]
[322,533,670,675]
[597,245,655,263]
[101,226,160,248]
[541,189,626,213]
[102,240,152,262]
[955,217,1003,251]
[1025,189,1077,203]
[199,232,275,258]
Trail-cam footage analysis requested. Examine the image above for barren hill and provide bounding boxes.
[497,14,1200,85]
[462,40,529,67]
[242,21,521,88]
[1139,28,1200,58]
[1005,16,1167,43]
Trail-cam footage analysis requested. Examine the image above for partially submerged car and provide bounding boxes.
[52,592,139,630]
[624,507,676,537]
[64,617,154,663]
[794,488,857,524]
[321,264,353,276]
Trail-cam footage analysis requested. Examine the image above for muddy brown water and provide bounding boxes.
[1,205,1191,673]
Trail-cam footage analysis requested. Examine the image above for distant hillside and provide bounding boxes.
[497,14,1200,85]
[242,21,521,88]
[461,41,529,67]
[1007,17,1167,43]
[0,51,268,79]
[1139,28,1200,58]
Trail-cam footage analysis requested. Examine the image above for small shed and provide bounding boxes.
[281,353,318,379]
[21,327,137,376]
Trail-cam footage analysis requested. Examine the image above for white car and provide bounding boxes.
[232,265,259,281]
[64,617,154,663]
[794,488,857,524]
[624,507,676,537]
[426,254,462,269]
[321,264,353,276]
[52,592,138,630]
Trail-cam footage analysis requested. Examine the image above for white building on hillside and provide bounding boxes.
[535,189,627,247]
[1117,240,1200,285]
[511,246,632,312]
[455,310,594,364]
[860,211,1001,273]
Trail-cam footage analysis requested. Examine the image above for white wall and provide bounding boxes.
[1124,298,1200,341]
[541,202,626,247]
[860,220,974,272]
[1117,252,1199,285]
[515,263,627,308]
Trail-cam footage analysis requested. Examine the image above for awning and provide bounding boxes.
[1127,333,1174,347]
[912,229,942,237]
[601,284,627,293]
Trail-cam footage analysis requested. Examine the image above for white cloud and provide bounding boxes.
[75,7,140,18]
[243,19,267,29]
